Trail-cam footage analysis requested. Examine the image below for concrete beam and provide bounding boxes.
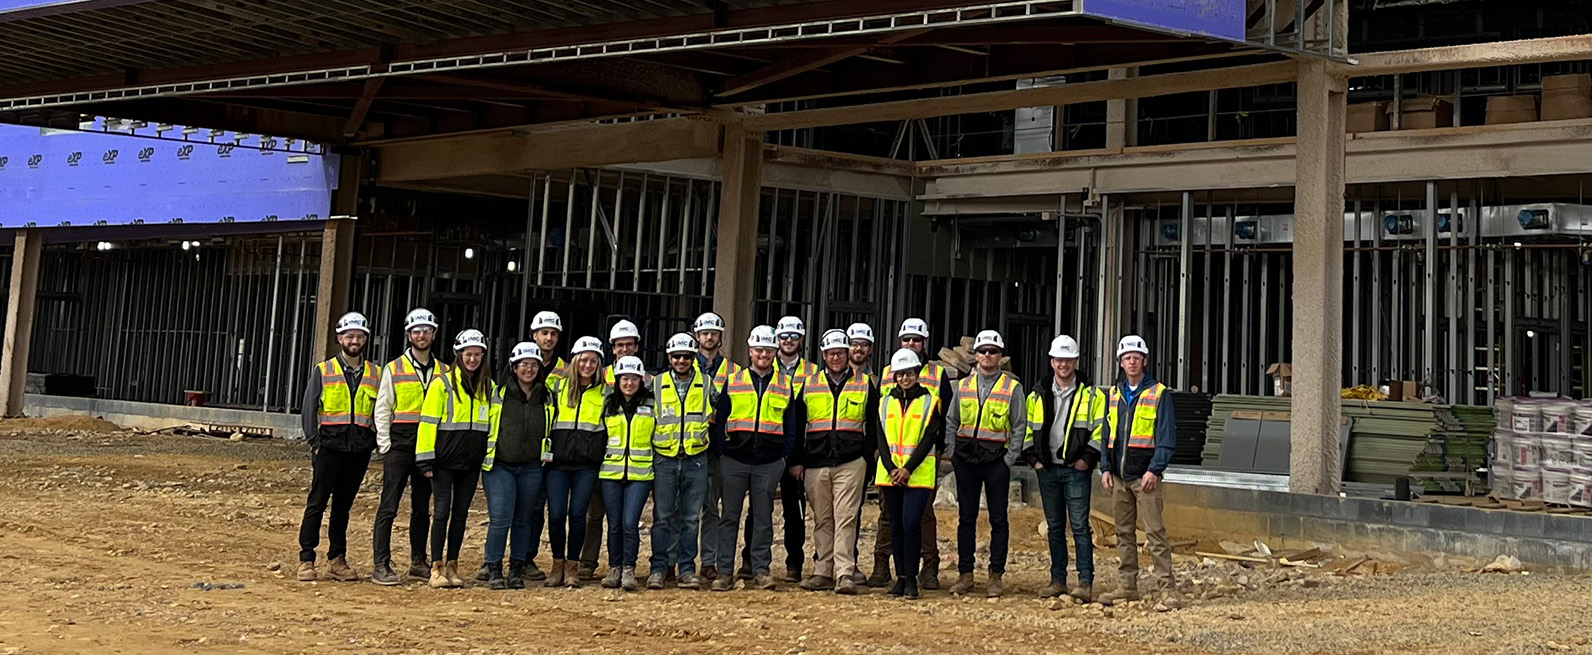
[1,229,42,417]
[376,118,722,183]
[713,126,764,363]
[1104,67,1137,151]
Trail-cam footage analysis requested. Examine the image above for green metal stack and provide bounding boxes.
[1200,395,1496,487]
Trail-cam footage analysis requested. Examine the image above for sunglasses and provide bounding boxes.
[778,335,800,341]
[901,337,924,344]
[669,353,694,360]
[976,349,1001,356]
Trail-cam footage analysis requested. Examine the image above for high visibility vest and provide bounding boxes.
[544,356,570,387]
[778,358,819,381]
[876,393,938,488]
[652,368,711,457]
[317,357,380,429]
[601,402,656,481]
[551,377,606,433]
[416,368,501,468]
[702,356,740,394]
[724,369,793,435]
[383,354,445,425]
[1023,384,1107,457]
[1106,383,1166,450]
[882,361,946,405]
[954,372,1019,442]
[802,369,872,434]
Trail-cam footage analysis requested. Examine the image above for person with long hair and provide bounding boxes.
[542,336,609,587]
[876,348,945,600]
[598,356,655,592]
[481,342,553,590]
[417,329,500,588]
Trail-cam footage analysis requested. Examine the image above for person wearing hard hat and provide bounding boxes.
[530,311,567,385]
[598,356,656,592]
[1022,335,1107,602]
[602,319,645,386]
[480,342,554,590]
[647,333,717,590]
[692,311,738,583]
[1097,335,1181,609]
[846,323,876,377]
[876,348,946,600]
[943,329,1027,598]
[709,326,802,591]
[542,336,608,588]
[371,309,447,586]
[774,316,819,379]
[296,311,381,583]
[795,329,879,595]
[581,319,645,581]
[732,315,814,584]
[869,317,952,590]
[416,329,500,588]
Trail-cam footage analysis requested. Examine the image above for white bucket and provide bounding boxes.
[1512,402,1543,433]
[1573,406,1592,436]
[1544,402,1575,433]
[1496,397,1516,430]
[1570,469,1592,508]
[1542,433,1579,468]
[1511,433,1542,468]
[1544,466,1574,504]
[1513,465,1543,501]
[1575,440,1592,469]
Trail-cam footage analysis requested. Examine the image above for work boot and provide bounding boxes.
[428,561,449,589]
[948,572,976,595]
[835,576,859,596]
[1069,583,1093,603]
[1155,588,1186,611]
[904,579,921,600]
[886,578,906,597]
[543,559,566,588]
[487,563,507,591]
[752,573,777,590]
[799,575,835,592]
[444,561,466,588]
[1038,582,1066,599]
[621,567,640,592]
[1096,587,1139,606]
[407,556,430,581]
[578,561,598,581]
[986,572,1005,598]
[371,560,400,586]
[602,567,623,589]
[563,560,582,588]
[647,570,667,590]
[297,561,317,582]
[523,559,547,582]
[700,565,719,581]
[474,562,491,582]
[327,556,358,582]
[736,566,753,581]
[918,567,940,591]
[710,576,734,592]
[507,561,527,590]
[866,556,892,587]
[783,568,802,584]
[850,570,868,587]
[678,572,704,590]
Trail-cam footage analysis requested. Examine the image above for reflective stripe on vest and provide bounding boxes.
[881,362,945,404]
[1106,382,1165,450]
[384,354,445,424]
[876,393,937,489]
[1022,385,1107,454]
[953,372,1018,442]
[802,370,871,433]
[653,369,711,457]
[551,378,606,432]
[601,404,656,481]
[318,358,379,428]
[420,370,495,433]
[705,357,739,394]
[725,370,792,435]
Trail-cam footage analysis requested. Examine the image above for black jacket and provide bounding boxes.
[878,383,944,475]
[496,380,551,467]
[795,368,880,469]
[1020,376,1102,470]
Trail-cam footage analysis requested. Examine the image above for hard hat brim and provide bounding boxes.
[336,326,371,335]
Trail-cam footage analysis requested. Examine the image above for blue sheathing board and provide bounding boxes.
[1081,0,1246,42]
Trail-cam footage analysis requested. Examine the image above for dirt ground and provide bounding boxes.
[1,422,1590,655]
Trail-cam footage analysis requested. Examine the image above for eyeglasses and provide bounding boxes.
[901,337,924,344]
[976,349,1001,356]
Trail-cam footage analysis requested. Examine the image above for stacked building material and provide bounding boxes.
[1169,392,1212,465]
[1410,405,1497,495]
[934,336,1013,377]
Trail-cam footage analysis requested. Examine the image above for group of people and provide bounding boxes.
[295,307,1181,606]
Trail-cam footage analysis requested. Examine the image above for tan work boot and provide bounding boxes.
[326,556,358,582]
[1069,583,1093,603]
[1038,582,1067,599]
[799,575,835,592]
[986,572,1005,598]
[297,561,317,582]
[866,555,892,587]
[1096,587,1139,606]
[948,572,975,595]
[429,561,449,588]
[563,560,582,588]
[543,559,566,588]
[444,560,466,588]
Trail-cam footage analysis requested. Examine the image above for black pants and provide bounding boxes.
[430,467,481,562]
[883,486,933,580]
[372,446,431,566]
[298,447,372,563]
[741,467,805,574]
[954,459,1011,574]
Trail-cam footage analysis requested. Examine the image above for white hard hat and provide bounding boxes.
[1049,335,1081,359]
[1116,335,1150,359]
[336,311,371,335]
[571,336,604,356]
[693,312,726,333]
[613,356,646,379]
[890,348,921,372]
[973,330,1005,351]
[747,325,778,349]
[531,311,563,332]
[509,341,543,364]
[453,329,486,352]
[775,316,805,338]
[666,332,698,354]
[898,318,929,339]
[403,308,438,331]
[819,329,849,352]
[846,323,874,343]
[609,319,640,344]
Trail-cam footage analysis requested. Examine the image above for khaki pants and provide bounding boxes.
[1112,476,1174,591]
[804,458,868,579]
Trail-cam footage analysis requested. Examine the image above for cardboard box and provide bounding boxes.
[1542,73,1592,120]
[1267,362,1293,397]
[1382,380,1422,402]
[1485,95,1539,125]
[1399,97,1454,130]
[1346,101,1389,133]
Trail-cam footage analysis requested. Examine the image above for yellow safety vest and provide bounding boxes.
[954,372,1019,443]
[544,356,570,387]
[881,361,946,405]
[703,356,741,394]
[652,368,712,457]
[1023,384,1107,457]
[416,368,501,468]
[601,401,656,481]
[802,369,872,434]
[876,393,938,488]
[778,358,819,381]
[724,369,792,435]
[383,353,445,425]
[317,357,380,429]
[550,377,607,433]
[1106,383,1166,450]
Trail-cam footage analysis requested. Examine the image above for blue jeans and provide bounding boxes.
[882,486,932,580]
[482,462,545,566]
[602,479,654,568]
[650,453,710,575]
[953,459,1011,574]
[1036,464,1095,584]
[545,467,598,561]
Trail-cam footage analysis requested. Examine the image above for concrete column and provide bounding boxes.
[1,229,43,417]
[1105,67,1138,150]
[1290,58,1348,495]
[712,125,765,363]
[313,218,358,361]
